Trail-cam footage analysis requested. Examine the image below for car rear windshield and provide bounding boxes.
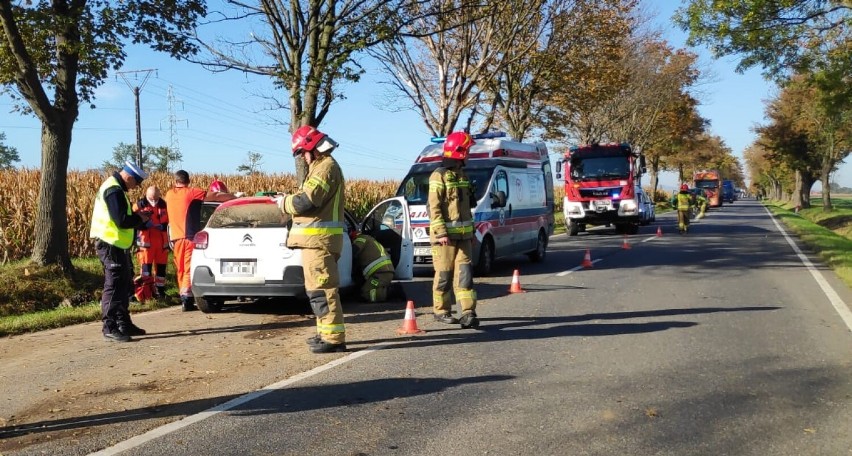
[207,203,291,228]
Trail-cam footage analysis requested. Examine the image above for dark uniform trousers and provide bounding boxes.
[96,240,134,334]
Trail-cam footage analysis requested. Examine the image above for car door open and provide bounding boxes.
[361,197,414,280]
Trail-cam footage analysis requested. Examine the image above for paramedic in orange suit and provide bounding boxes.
[164,170,235,311]
[133,185,169,297]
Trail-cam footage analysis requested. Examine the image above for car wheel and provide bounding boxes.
[528,230,547,263]
[475,238,494,276]
[196,296,223,313]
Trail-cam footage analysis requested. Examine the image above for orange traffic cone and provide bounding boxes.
[656,226,663,237]
[509,269,526,293]
[581,249,594,268]
[396,300,425,335]
[622,234,631,250]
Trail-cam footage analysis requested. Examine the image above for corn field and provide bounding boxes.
[0,169,399,263]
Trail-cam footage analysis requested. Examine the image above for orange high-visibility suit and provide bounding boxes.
[133,197,169,295]
[164,186,206,300]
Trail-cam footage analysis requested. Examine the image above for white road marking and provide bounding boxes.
[556,259,602,276]
[765,206,852,333]
[88,342,395,455]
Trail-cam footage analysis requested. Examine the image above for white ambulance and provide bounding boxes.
[371,132,555,276]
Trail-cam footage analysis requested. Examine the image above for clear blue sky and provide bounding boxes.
[1,1,847,189]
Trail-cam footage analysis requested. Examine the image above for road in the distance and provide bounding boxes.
[104,199,852,456]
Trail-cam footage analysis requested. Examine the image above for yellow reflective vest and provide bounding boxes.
[90,175,134,249]
[282,155,345,254]
[676,192,693,211]
[428,166,474,242]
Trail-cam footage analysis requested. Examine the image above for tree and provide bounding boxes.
[192,0,428,184]
[0,132,19,169]
[675,0,851,79]
[0,0,205,272]
[103,142,182,173]
[237,151,264,175]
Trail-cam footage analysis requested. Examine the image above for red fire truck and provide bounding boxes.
[693,170,723,208]
[555,143,646,236]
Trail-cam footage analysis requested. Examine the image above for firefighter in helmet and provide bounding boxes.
[277,125,347,353]
[429,131,479,328]
[133,185,169,298]
[672,183,695,234]
[350,228,395,302]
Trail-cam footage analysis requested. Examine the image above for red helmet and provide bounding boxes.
[209,179,228,193]
[442,131,475,160]
[291,125,327,156]
[680,183,689,191]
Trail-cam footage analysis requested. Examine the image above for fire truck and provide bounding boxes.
[555,143,646,236]
[693,170,723,207]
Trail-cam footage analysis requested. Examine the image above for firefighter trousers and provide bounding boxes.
[677,209,691,231]
[431,240,476,316]
[359,270,393,302]
[302,248,344,344]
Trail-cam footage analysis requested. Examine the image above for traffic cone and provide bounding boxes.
[622,234,631,250]
[396,300,425,335]
[656,226,663,237]
[581,249,594,268]
[509,269,525,293]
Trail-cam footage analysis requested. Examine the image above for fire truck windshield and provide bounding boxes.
[398,169,491,204]
[695,180,718,189]
[569,156,629,181]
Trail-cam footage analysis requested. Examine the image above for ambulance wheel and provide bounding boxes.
[475,238,494,276]
[196,296,223,313]
[567,219,580,236]
[528,230,547,262]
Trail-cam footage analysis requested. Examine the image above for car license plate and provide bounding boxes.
[593,199,610,209]
[414,247,432,257]
[221,260,256,276]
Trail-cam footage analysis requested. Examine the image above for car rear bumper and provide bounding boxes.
[191,265,307,298]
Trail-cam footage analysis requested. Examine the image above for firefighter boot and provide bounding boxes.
[309,340,347,353]
[434,312,458,324]
[459,311,480,329]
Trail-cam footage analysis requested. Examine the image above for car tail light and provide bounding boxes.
[194,231,208,250]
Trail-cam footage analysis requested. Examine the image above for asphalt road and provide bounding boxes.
[75,199,852,456]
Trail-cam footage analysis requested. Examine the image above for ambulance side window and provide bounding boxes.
[495,170,509,198]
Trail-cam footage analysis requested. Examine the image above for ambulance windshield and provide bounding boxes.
[398,170,491,204]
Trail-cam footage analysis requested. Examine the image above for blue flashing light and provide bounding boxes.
[430,136,446,143]
[612,192,621,199]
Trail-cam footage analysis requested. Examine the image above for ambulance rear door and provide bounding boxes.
[361,197,414,280]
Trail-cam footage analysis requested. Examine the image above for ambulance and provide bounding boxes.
[369,132,555,276]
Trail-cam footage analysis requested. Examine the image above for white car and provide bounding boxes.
[190,196,414,312]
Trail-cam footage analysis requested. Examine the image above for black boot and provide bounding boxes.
[459,312,480,329]
[309,340,347,353]
[433,312,458,324]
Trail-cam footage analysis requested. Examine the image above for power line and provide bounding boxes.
[116,69,157,166]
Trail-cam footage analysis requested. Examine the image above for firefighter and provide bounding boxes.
[209,177,229,193]
[350,229,395,302]
[133,185,169,298]
[694,189,708,220]
[429,131,479,329]
[90,161,150,342]
[277,125,347,353]
[671,183,694,234]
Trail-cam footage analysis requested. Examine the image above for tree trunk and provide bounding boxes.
[30,122,74,273]
[821,167,833,211]
[791,170,804,208]
[800,172,814,208]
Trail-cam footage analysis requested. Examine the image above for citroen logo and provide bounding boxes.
[242,234,253,243]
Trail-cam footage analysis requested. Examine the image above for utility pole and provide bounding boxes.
[116,69,156,167]
[162,85,188,171]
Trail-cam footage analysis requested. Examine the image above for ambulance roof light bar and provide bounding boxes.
[430,131,507,143]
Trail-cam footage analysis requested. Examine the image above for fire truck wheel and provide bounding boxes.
[528,230,547,263]
[475,238,494,276]
[567,219,580,237]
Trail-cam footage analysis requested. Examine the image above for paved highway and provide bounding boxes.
[89,199,852,456]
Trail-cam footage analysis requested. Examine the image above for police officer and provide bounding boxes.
[133,185,169,297]
[671,183,694,234]
[277,125,347,353]
[350,230,395,302]
[90,162,150,342]
[429,131,479,329]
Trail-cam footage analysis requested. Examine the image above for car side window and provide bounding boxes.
[494,170,509,198]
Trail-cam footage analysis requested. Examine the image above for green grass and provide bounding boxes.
[0,257,178,337]
[764,198,852,289]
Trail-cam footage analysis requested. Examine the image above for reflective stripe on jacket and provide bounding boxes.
[283,155,345,253]
[134,198,169,248]
[90,176,134,249]
[677,192,692,211]
[353,234,394,278]
[428,166,473,241]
